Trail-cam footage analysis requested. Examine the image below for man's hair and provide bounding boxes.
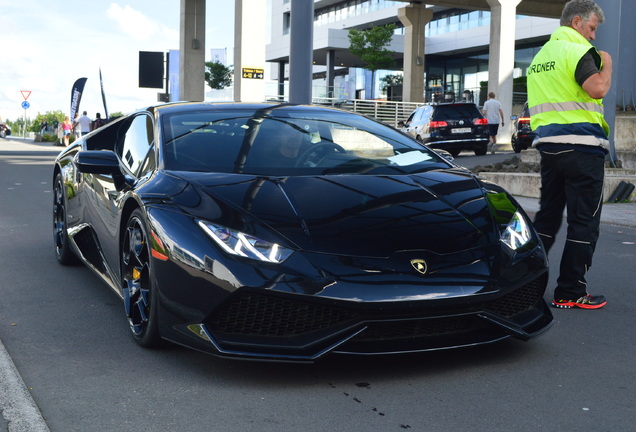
[560,0,605,26]
[488,92,496,98]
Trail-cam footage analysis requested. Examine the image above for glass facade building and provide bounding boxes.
[267,1,557,104]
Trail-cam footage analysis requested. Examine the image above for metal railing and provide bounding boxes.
[266,95,425,127]
[336,99,425,127]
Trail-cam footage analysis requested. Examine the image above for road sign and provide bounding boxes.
[242,68,264,79]
[21,90,31,100]
[21,101,30,109]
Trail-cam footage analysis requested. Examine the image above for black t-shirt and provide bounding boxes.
[575,50,601,86]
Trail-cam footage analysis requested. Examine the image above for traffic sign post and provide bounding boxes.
[21,91,31,138]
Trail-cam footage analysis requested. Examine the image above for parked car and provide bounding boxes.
[53,102,553,362]
[0,122,11,138]
[402,102,490,157]
[510,102,535,153]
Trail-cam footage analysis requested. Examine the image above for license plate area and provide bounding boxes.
[452,127,471,134]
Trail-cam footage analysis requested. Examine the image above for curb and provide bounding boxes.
[0,338,50,431]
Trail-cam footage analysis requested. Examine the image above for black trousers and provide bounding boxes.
[533,149,605,300]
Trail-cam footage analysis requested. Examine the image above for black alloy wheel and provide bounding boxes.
[53,172,79,265]
[121,208,163,347]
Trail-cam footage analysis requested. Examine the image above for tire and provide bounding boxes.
[121,208,164,348]
[511,136,522,153]
[473,143,488,156]
[448,149,461,157]
[53,172,80,265]
[0,130,6,139]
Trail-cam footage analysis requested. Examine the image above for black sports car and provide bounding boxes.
[53,102,553,362]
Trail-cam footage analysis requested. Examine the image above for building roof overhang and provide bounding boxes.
[269,1,568,67]
[315,0,568,19]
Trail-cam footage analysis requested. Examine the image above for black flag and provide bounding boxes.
[70,77,87,121]
[99,68,109,119]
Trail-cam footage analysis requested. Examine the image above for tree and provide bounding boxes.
[205,61,233,90]
[30,110,66,133]
[348,24,396,99]
[379,73,403,101]
[379,73,403,92]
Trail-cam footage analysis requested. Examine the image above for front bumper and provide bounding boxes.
[167,272,553,362]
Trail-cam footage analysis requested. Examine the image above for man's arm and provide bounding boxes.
[582,50,612,99]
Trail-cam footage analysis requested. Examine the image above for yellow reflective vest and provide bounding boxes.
[527,26,609,149]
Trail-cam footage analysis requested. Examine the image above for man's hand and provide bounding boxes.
[599,50,612,69]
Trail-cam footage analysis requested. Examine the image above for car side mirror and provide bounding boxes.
[510,115,518,121]
[75,150,132,191]
[75,150,121,174]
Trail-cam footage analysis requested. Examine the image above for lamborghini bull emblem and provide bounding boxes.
[410,259,428,275]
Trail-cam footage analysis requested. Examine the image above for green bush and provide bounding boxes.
[41,133,57,142]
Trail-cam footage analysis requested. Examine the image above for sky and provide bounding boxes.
[0,0,235,123]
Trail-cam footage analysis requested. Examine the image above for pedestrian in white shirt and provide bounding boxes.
[76,111,92,137]
[482,92,504,154]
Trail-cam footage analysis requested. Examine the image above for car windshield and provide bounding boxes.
[161,105,450,175]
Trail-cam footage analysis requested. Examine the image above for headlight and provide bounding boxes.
[500,211,531,250]
[197,221,293,263]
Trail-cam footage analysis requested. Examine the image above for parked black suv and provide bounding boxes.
[0,122,11,139]
[510,102,535,153]
[402,102,489,156]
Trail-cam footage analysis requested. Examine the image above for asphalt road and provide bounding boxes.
[1,138,635,432]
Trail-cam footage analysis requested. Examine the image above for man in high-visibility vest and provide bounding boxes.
[527,0,612,309]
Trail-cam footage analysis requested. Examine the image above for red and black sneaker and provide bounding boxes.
[552,294,607,309]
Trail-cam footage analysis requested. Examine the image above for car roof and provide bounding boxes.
[146,101,351,117]
[434,102,478,107]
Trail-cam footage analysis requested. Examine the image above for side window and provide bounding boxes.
[414,108,425,122]
[119,115,154,177]
[422,106,433,121]
[405,111,415,127]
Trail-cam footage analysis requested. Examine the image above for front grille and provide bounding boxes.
[206,274,548,339]
[485,273,548,318]
[356,315,486,341]
[207,293,357,337]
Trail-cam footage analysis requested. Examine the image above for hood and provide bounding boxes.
[168,170,496,258]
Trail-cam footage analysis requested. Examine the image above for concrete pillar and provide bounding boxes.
[595,0,636,164]
[398,4,433,103]
[179,0,206,101]
[326,49,335,98]
[234,0,267,102]
[486,0,521,143]
[277,61,286,100]
[289,0,314,104]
